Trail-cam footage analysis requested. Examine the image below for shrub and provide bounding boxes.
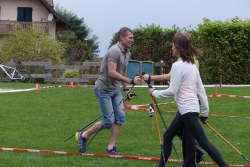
[61,69,79,85]
[62,69,79,78]
[0,23,65,64]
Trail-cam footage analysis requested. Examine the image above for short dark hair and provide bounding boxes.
[173,31,203,64]
[117,27,133,41]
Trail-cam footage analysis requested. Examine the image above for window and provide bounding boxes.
[17,7,32,22]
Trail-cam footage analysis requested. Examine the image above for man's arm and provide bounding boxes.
[142,72,171,82]
[108,61,141,85]
[121,70,128,89]
[108,61,132,84]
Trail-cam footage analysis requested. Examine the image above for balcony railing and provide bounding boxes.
[0,20,50,36]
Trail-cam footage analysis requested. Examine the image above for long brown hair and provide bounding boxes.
[173,31,203,64]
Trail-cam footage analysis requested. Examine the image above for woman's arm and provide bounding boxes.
[151,64,181,98]
[197,76,209,117]
[142,72,171,82]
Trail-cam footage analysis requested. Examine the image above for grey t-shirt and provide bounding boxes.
[95,42,130,91]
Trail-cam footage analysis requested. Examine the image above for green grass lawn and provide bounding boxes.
[0,83,250,167]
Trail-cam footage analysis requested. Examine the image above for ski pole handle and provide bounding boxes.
[141,72,153,88]
[130,93,136,97]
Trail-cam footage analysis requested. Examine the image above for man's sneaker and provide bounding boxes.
[75,132,87,153]
[106,146,123,155]
[197,153,205,164]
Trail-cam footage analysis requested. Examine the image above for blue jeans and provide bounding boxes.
[94,87,126,130]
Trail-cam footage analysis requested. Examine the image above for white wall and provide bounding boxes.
[0,0,56,37]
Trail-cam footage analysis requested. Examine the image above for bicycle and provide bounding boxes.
[0,61,32,83]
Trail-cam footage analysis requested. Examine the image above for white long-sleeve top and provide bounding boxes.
[152,58,209,117]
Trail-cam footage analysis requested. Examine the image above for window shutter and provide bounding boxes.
[25,8,32,22]
[17,7,25,21]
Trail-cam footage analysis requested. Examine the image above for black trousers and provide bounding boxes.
[176,111,204,167]
[177,126,197,166]
[158,112,228,167]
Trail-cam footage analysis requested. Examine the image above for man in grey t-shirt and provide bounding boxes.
[76,27,141,154]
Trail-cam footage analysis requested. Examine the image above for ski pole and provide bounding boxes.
[206,123,250,163]
[84,84,135,150]
[64,115,103,142]
[144,73,181,164]
[152,99,166,166]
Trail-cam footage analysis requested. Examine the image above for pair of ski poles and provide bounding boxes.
[64,91,136,143]
[63,74,181,166]
[145,73,250,165]
[64,74,250,165]
[64,83,136,150]
[145,74,181,166]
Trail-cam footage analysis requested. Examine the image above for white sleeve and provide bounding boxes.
[152,63,181,98]
[197,75,209,117]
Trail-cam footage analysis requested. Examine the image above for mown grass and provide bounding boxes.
[0,83,250,167]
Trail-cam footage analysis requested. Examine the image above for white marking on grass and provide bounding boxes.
[2,148,13,151]
[0,88,35,93]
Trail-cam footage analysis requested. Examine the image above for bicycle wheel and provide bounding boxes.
[18,70,32,83]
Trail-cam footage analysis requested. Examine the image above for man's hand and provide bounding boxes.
[125,92,136,101]
[199,116,208,124]
[131,76,141,85]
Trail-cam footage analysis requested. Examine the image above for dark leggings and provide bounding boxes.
[177,127,197,166]
[176,111,204,166]
[158,112,228,167]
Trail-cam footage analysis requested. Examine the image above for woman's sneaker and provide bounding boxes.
[75,132,87,153]
[106,146,123,155]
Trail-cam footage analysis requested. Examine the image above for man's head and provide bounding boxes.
[117,27,134,50]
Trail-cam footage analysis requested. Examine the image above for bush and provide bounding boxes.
[62,69,79,78]
[0,23,65,64]
[107,19,250,84]
[61,69,79,85]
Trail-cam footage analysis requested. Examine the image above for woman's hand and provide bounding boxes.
[199,116,208,124]
[148,88,155,96]
[142,74,149,82]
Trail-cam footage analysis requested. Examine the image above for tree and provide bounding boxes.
[56,30,92,65]
[0,23,65,64]
[55,4,100,61]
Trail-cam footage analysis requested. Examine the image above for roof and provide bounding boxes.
[46,0,53,7]
[39,0,73,28]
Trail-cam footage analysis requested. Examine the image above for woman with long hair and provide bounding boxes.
[148,31,228,167]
